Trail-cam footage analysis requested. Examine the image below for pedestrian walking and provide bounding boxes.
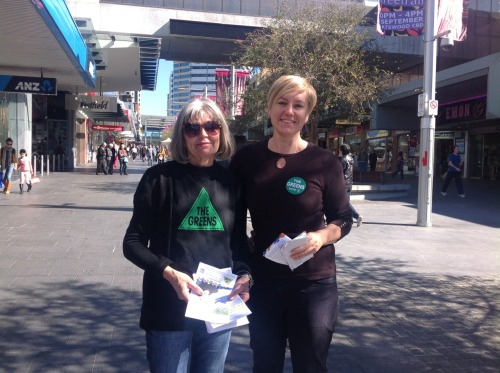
[123,98,251,373]
[369,148,377,171]
[117,143,129,175]
[339,143,363,227]
[230,75,353,373]
[107,142,116,175]
[391,151,405,179]
[96,142,108,175]
[17,149,33,194]
[441,145,466,198]
[0,138,18,194]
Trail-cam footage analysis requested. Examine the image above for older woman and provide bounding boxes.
[230,76,353,373]
[123,98,251,373]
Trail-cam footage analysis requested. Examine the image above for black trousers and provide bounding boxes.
[248,277,339,373]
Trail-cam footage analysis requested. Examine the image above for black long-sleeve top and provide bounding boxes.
[230,140,352,282]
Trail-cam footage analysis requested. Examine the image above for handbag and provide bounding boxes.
[123,156,129,163]
[31,177,41,184]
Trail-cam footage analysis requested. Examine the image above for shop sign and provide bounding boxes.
[347,134,362,144]
[92,124,123,132]
[345,126,361,135]
[65,95,117,112]
[0,75,57,95]
[366,130,389,139]
[336,119,361,126]
[435,131,455,139]
[437,95,486,125]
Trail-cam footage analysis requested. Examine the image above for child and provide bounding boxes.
[17,149,33,194]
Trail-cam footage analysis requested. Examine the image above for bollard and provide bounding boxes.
[46,155,50,175]
[40,155,44,176]
[33,155,37,177]
[52,154,56,173]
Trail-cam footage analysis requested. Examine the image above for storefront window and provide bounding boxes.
[367,137,392,171]
[0,95,8,145]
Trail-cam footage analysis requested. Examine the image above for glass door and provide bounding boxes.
[469,135,484,179]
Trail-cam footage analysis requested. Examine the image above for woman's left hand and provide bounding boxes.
[290,231,323,260]
[228,276,251,302]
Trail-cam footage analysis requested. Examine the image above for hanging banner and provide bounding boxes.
[216,69,231,116]
[377,0,468,39]
[234,70,250,116]
[437,0,469,41]
[377,0,425,36]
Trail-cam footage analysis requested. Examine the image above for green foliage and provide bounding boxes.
[232,0,391,140]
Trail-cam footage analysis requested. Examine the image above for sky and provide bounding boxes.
[140,60,173,116]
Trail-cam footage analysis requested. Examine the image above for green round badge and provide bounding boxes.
[286,177,306,195]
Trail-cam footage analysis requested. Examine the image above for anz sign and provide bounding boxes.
[0,75,57,95]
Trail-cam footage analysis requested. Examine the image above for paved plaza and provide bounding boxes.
[0,161,498,372]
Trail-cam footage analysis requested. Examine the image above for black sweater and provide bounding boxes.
[123,161,249,331]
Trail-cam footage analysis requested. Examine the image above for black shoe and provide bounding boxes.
[27,183,32,192]
[19,184,24,194]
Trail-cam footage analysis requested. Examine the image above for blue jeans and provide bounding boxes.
[2,163,14,181]
[145,325,231,373]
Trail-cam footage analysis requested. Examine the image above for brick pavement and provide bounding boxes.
[0,161,498,372]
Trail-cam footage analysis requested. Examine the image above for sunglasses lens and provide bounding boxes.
[184,124,200,137]
[204,122,221,135]
[184,121,220,137]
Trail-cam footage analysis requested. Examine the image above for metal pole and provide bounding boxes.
[416,0,438,227]
[204,85,208,99]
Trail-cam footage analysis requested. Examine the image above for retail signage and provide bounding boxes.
[0,75,57,95]
[435,131,455,139]
[336,119,361,126]
[366,130,389,139]
[92,124,123,132]
[437,96,486,125]
[65,95,118,112]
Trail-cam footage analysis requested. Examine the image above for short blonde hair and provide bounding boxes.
[170,98,235,163]
[267,75,317,116]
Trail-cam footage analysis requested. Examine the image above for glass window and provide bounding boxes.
[143,0,164,7]
[184,0,203,11]
[223,0,241,14]
[164,0,184,7]
[241,0,261,16]
[205,0,222,12]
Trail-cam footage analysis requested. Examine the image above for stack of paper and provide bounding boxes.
[263,232,312,270]
[185,263,252,333]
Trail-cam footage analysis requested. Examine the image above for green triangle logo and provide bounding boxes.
[179,188,224,231]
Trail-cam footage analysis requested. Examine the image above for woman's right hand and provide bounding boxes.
[163,266,203,302]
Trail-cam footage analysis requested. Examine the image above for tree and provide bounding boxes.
[232,0,391,143]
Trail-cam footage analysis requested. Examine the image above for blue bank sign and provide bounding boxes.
[0,75,57,95]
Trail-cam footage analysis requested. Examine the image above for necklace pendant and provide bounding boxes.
[276,157,286,169]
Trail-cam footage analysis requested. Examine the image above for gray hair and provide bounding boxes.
[170,98,235,163]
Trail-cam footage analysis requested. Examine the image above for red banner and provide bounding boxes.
[92,124,123,132]
[216,69,231,116]
[234,71,250,116]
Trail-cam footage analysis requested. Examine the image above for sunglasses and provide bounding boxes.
[6,143,12,146]
[183,121,221,138]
